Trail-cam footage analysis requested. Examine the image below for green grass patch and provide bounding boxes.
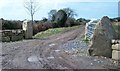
[33,26,80,39]
[80,35,90,44]
[112,22,120,32]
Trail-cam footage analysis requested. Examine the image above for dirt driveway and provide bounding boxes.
[1,26,119,70]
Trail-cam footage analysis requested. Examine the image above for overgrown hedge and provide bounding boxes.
[2,19,22,30]
[1,18,89,36]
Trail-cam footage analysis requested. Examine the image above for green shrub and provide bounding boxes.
[33,21,53,35]
[54,10,67,27]
[2,19,22,30]
[65,18,76,27]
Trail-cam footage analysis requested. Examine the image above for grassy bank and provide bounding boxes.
[112,22,120,39]
[33,26,80,39]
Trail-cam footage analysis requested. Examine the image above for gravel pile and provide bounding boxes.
[63,40,88,49]
[62,40,89,56]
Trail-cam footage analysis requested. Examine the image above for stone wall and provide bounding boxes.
[112,40,120,65]
[1,30,24,42]
[0,19,34,42]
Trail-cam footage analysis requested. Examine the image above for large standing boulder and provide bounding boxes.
[54,10,67,27]
[89,16,117,58]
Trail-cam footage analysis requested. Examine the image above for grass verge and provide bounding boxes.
[112,22,120,39]
[33,26,80,39]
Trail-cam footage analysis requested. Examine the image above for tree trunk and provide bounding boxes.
[31,15,33,24]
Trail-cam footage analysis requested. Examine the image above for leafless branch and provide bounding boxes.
[24,0,40,24]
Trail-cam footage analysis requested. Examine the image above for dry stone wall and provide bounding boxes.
[1,19,34,42]
[112,40,120,65]
[1,30,24,42]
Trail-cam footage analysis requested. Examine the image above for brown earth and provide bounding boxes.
[1,26,119,70]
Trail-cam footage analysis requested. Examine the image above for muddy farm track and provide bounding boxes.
[1,26,119,70]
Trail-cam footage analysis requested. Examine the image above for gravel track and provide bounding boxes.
[1,26,119,70]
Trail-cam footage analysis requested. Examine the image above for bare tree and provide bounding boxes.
[24,0,40,24]
[62,8,77,18]
[48,9,57,21]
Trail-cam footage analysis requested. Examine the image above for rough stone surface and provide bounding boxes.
[11,34,24,41]
[22,20,33,39]
[112,42,120,65]
[112,44,120,51]
[112,50,120,60]
[1,30,24,42]
[112,40,120,44]
[89,16,117,58]
[62,40,89,57]
[2,36,10,42]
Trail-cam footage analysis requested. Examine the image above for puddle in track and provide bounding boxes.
[49,43,56,47]
[47,56,55,59]
[28,55,43,62]
[54,50,61,52]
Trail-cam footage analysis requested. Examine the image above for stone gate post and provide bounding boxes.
[22,20,33,39]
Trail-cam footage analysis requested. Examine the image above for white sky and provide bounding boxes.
[0,0,119,20]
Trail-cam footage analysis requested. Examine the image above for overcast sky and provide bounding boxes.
[0,0,119,20]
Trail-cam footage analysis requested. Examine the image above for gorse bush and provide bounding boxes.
[2,19,22,30]
[33,21,53,35]
[65,18,76,27]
